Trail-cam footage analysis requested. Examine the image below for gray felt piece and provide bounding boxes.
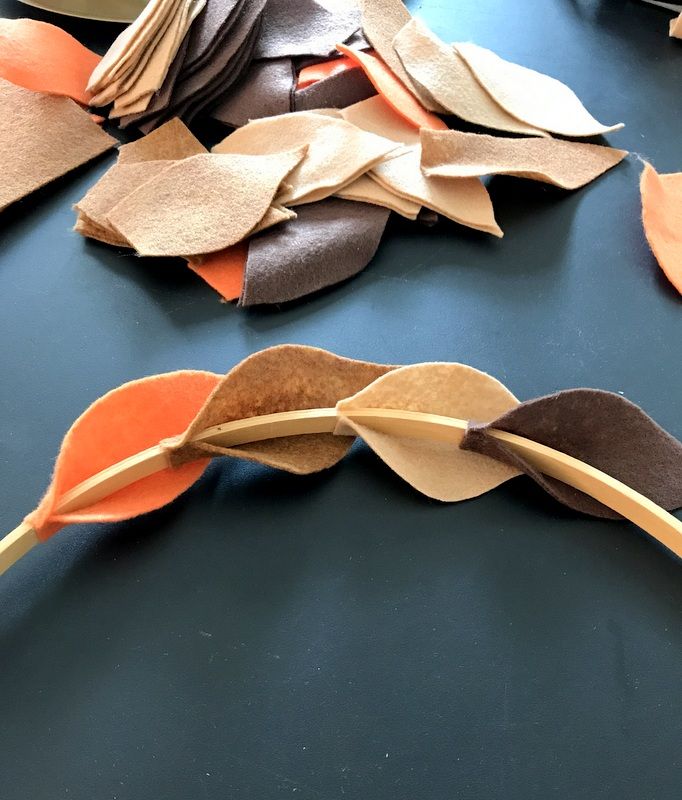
[293,66,376,111]
[240,198,390,306]
[461,389,682,519]
[212,57,294,127]
[254,0,360,58]
[182,0,243,77]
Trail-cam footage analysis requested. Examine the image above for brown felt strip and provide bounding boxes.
[239,198,390,305]
[181,0,242,76]
[420,129,628,189]
[461,389,682,519]
[334,174,420,218]
[0,79,116,212]
[117,118,206,162]
[166,344,394,472]
[293,66,376,111]
[340,94,420,144]
[211,57,294,127]
[336,363,520,501]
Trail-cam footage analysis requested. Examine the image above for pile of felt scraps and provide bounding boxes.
[640,163,682,296]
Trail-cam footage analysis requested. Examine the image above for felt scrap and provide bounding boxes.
[370,145,502,237]
[252,204,297,233]
[392,19,545,137]
[254,0,360,59]
[334,174,419,219]
[25,370,221,540]
[181,0,242,76]
[212,111,399,205]
[420,129,628,189]
[640,162,682,295]
[336,363,520,502]
[187,240,247,300]
[455,42,624,138]
[293,65,376,111]
[106,148,306,256]
[0,18,101,105]
[336,43,448,131]
[0,79,116,213]
[240,198,390,305]
[671,12,682,37]
[166,345,393,472]
[74,214,131,247]
[461,389,682,519]
[211,58,294,127]
[117,118,206,162]
[340,94,420,144]
[297,55,356,88]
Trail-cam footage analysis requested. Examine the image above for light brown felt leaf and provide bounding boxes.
[251,204,297,234]
[212,111,400,205]
[166,345,395,473]
[454,42,624,138]
[106,149,307,256]
[392,19,545,137]
[0,79,116,212]
[74,214,131,247]
[117,118,206,163]
[370,145,502,236]
[420,129,628,189]
[334,173,420,218]
[340,95,421,144]
[336,363,521,501]
[671,13,682,39]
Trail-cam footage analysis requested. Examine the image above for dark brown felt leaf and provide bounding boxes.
[461,389,682,519]
[212,57,294,126]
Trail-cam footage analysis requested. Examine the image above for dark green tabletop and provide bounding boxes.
[1,1,681,798]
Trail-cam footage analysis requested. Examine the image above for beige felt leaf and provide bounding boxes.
[212,111,400,205]
[106,149,306,256]
[671,13,682,39]
[166,345,395,473]
[340,95,421,144]
[74,214,131,247]
[392,19,545,137]
[370,145,502,236]
[336,363,521,501]
[334,173,420,218]
[420,129,628,189]
[117,118,206,163]
[455,42,624,138]
[251,204,297,234]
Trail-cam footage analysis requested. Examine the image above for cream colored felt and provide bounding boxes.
[340,94,421,144]
[334,173,420,218]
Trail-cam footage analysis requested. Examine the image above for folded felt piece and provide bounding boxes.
[239,198,391,305]
[334,174,420,219]
[211,57,294,126]
[0,79,116,213]
[420,129,628,189]
[293,66,376,111]
[212,111,399,205]
[0,18,101,105]
[640,162,682,295]
[454,42,624,138]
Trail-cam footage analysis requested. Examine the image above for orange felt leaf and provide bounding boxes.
[297,55,358,88]
[335,43,447,131]
[25,371,221,540]
[640,162,682,296]
[187,241,248,301]
[0,18,101,105]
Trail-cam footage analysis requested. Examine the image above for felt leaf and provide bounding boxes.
[336,363,520,501]
[297,55,356,88]
[392,19,545,137]
[336,43,448,131]
[211,57,294,127]
[671,13,682,38]
[117,118,207,163]
[106,148,306,256]
[252,204,297,233]
[167,345,394,472]
[25,370,221,540]
[334,174,420,219]
[420,129,628,189]
[461,389,682,519]
[187,241,247,301]
[212,112,399,205]
[640,162,682,295]
[0,79,116,213]
[239,198,390,305]
[0,18,101,105]
[340,94,421,145]
[293,66,376,112]
[74,215,131,248]
[370,145,502,237]
[455,42,624,138]
[254,0,361,59]
[181,0,243,76]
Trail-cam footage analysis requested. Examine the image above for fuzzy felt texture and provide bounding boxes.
[334,173,420,218]
[211,57,294,126]
[293,66,376,111]
[640,162,682,295]
[0,79,116,213]
[181,0,242,76]
[455,42,624,138]
[336,363,520,502]
[340,94,420,144]
[297,55,356,88]
[239,198,390,305]
[117,118,207,162]
[461,389,682,518]
[0,17,101,105]
[671,12,682,37]
[420,129,628,189]
[187,240,247,300]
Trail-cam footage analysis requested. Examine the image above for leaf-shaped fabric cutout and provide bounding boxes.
[117,118,207,163]
[335,174,420,219]
[640,162,682,296]
[340,95,421,145]
[336,363,520,501]
[671,13,682,39]
[212,57,294,127]
[460,389,682,519]
[187,241,248,301]
[167,345,394,473]
[455,42,624,138]
[293,66,377,113]
[25,371,221,541]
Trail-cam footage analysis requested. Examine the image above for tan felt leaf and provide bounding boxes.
[420,129,627,189]
[337,363,521,501]
[106,149,306,256]
[340,95,421,144]
[166,344,395,473]
[455,42,624,138]
[117,118,207,163]
[671,13,682,39]
[335,173,420,218]
[0,80,116,212]
[212,111,399,205]
[251,204,297,234]
[393,19,545,137]
[74,213,131,247]
[370,145,502,236]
